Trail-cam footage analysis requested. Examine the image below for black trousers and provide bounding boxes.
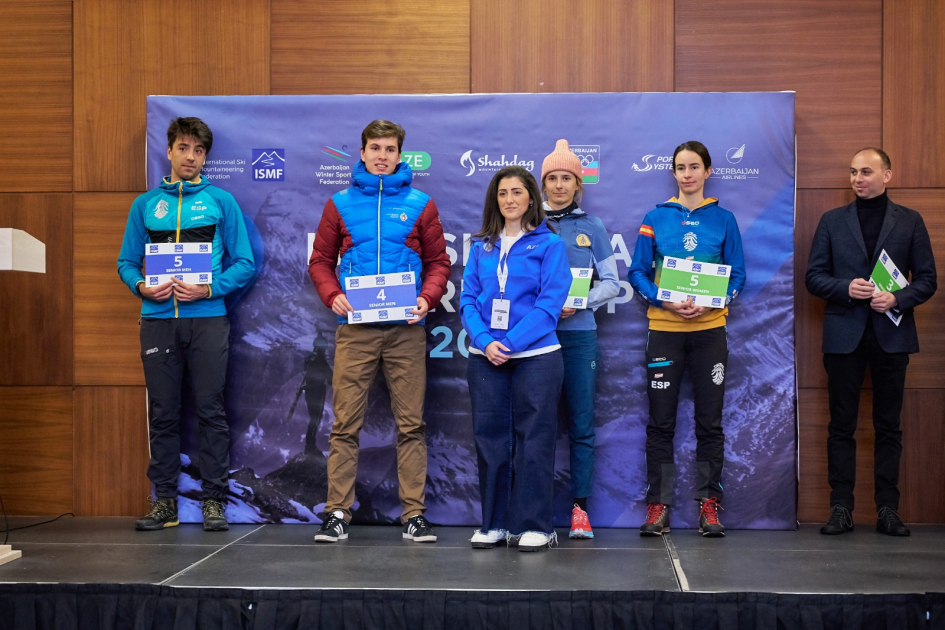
[644,327,728,505]
[140,316,231,501]
[823,322,909,511]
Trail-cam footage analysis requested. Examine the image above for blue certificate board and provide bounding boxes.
[144,242,213,286]
[345,271,418,323]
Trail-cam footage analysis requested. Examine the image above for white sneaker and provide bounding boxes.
[470,529,508,549]
[518,531,557,552]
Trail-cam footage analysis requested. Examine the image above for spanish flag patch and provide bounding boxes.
[639,224,655,238]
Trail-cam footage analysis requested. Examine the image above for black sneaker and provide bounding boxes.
[876,506,910,537]
[202,499,229,531]
[820,504,854,535]
[698,497,725,537]
[135,497,179,531]
[314,512,349,543]
[402,514,437,543]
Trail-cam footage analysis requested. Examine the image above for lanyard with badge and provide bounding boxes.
[491,231,522,330]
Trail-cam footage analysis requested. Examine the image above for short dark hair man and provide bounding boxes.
[309,120,450,543]
[118,117,256,532]
[805,147,936,536]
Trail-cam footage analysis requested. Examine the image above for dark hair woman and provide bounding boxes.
[460,165,572,551]
[628,141,746,538]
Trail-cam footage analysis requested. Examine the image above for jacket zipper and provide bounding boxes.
[376,178,383,274]
[174,181,183,318]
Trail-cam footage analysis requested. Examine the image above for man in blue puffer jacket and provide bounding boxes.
[309,120,450,544]
[117,117,256,533]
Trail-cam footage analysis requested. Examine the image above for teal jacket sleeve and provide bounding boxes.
[498,236,570,353]
[211,193,256,297]
[117,197,148,295]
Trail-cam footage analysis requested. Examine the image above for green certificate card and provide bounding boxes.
[657,257,731,308]
[871,249,909,326]
[565,267,593,309]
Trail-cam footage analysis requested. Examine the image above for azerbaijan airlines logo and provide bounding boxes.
[252,149,285,181]
[570,145,600,184]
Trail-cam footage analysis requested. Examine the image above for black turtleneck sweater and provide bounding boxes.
[545,200,579,220]
[856,190,888,259]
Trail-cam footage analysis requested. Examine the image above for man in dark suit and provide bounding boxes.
[805,147,936,537]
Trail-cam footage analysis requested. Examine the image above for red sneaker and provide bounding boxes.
[640,503,669,536]
[569,504,594,539]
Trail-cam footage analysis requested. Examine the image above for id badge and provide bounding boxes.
[490,298,510,330]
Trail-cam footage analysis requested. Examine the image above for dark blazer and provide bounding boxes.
[805,198,937,354]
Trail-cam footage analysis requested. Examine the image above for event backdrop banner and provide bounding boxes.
[146,93,796,529]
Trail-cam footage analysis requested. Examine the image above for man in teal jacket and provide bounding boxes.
[117,117,256,532]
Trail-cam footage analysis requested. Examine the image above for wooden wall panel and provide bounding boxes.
[795,189,853,389]
[74,0,270,193]
[0,388,73,515]
[675,1,882,189]
[471,0,672,93]
[899,389,945,523]
[0,1,72,192]
[74,387,150,516]
[0,194,73,386]
[272,0,470,95]
[883,0,945,188]
[74,193,144,386]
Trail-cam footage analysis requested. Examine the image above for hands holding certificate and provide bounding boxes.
[662,296,709,319]
[848,277,899,313]
[140,278,210,302]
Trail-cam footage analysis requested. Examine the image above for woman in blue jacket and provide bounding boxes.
[461,165,572,552]
[541,140,621,539]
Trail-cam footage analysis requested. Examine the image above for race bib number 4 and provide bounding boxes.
[345,272,418,324]
[144,242,212,286]
[656,256,731,308]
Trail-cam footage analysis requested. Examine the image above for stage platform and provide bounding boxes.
[1,517,944,629]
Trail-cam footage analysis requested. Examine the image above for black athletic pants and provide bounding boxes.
[644,327,728,506]
[140,316,230,501]
[823,322,909,512]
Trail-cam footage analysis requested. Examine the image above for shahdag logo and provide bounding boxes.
[570,145,600,184]
[460,150,534,177]
[252,149,285,181]
[632,154,672,172]
[683,232,698,252]
[726,144,745,164]
[320,146,350,162]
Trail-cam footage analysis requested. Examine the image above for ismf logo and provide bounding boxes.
[893,270,899,279]
[882,253,888,263]
[692,263,702,272]
[379,310,388,320]
[661,290,671,299]
[404,308,414,318]
[174,275,184,281]
[717,267,728,276]
[401,274,412,283]
[712,297,722,307]
[175,244,184,253]
[376,277,386,286]
[570,145,600,184]
[150,277,158,285]
[199,244,209,252]
[252,149,285,181]
[579,269,590,278]
[350,278,360,287]
[149,245,159,254]
[199,274,209,282]
[352,312,362,322]
[667,259,677,268]
[573,298,584,307]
